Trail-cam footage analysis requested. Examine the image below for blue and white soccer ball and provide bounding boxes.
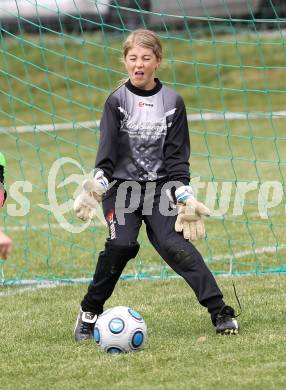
[94,306,147,353]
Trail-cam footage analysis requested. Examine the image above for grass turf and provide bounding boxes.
[0,275,285,389]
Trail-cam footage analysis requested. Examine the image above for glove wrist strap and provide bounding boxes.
[175,185,194,204]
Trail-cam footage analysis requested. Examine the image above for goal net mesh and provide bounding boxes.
[1,0,286,284]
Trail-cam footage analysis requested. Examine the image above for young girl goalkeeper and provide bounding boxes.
[73,29,239,341]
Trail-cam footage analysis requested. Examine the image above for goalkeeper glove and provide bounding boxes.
[175,185,210,241]
[73,170,108,221]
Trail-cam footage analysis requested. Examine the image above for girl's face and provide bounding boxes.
[124,45,161,90]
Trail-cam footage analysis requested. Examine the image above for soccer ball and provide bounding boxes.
[94,306,147,353]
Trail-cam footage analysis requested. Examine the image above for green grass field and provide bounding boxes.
[0,276,286,389]
[1,30,286,389]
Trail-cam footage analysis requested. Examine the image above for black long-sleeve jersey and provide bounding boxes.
[95,79,190,185]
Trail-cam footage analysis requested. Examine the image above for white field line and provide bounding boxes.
[243,211,282,218]
[213,210,284,219]
[0,276,181,295]
[1,222,285,256]
[0,282,59,297]
[0,211,282,233]
[187,111,286,121]
[0,244,284,291]
[0,120,100,134]
[135,244,286,265]
[1,111,286,134]
[0,210,282,232]
[0,221,105,231]
[0,223,70,231]
[210,244,286,261]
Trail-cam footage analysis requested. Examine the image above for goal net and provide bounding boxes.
[1,0,286,284]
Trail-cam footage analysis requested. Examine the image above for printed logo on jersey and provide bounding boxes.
[106,209,117,240]
[118,106,176,140]
[138,101,154,107]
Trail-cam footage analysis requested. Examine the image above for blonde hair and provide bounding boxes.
[117,29,162,87]
[123,29,162,61]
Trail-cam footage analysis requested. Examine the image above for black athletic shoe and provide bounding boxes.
[74,307,98,341]
[215,305,239,335]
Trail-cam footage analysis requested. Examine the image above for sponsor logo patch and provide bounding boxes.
[138,101,154,107]
[106,209,116,240]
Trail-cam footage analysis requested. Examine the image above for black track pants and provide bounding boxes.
[81,180,225,321]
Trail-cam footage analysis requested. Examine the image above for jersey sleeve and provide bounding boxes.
[95,95,120,182]
[163,96,190,185]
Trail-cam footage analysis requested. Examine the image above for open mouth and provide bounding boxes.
[135,71,144,76]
